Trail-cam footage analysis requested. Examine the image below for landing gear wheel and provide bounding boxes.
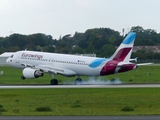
[50,79,58,85]
[75,78,83,85]
[21,76,25,80]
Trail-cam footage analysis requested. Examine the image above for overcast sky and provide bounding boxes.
[0,0,160,39]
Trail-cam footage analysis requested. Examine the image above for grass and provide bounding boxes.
[35,107,52,112]
[0,88,160,115]
[0,105,6,113]
[0,66,160,116]
[0,65,160,84]
[121,106,134,112]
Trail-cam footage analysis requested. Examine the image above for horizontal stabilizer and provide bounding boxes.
[130,57,138,62]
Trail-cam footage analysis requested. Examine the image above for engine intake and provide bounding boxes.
[23,68,43,79]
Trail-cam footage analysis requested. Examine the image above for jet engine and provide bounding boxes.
[22,68,43,79]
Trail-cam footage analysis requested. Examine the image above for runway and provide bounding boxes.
[0,84,160,89]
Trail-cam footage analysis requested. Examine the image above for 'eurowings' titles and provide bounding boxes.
[21,53,43,60]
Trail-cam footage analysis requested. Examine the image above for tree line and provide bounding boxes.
[0,26,160,60]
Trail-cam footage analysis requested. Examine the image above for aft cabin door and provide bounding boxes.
[48,58,54,67]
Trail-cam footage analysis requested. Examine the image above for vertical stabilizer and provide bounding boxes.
[110,32,136,62]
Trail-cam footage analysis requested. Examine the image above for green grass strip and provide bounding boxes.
[1,65,160,84]
[0,88,160,116]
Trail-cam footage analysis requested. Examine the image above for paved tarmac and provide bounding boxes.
[0,84,160,89]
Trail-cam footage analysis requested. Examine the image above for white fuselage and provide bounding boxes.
[6,51,109,76]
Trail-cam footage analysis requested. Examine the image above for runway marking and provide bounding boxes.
[0,84,160,89]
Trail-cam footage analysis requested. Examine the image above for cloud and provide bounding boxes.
[73,0,91,7]
[0,0,11,10]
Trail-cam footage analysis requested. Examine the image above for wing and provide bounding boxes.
[21,63,77,76]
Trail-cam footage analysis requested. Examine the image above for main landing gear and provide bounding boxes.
[50,73,58,85]
[50,74,83,85]
[21,76,25,80]
[50,78,83,85]
[75,76,83,85]
[50,79,58,85]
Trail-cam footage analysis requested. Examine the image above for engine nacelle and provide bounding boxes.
[23,68,43,79]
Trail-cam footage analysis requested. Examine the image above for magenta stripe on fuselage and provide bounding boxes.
[100,60,119,76]
[100,48,132,76]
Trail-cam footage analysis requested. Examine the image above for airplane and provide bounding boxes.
[6,32,151,85]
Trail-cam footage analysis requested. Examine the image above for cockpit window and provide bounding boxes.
[10,55,14,58]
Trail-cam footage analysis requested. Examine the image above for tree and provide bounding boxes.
[78,40,88,49]
[109,35,115,44]
[72,47,84,54]
[35,45,43,51]
[48,46,55,53]
[8,46,19,52]
[85,45,95,53]
[1,26,160,59]
[131,26,144,33]
[58,46,70,54]
[62,34,71,40]
[0,47,5,54]
[132,49,147,59]
[100,44,116,58]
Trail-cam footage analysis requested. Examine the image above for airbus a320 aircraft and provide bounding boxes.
[6,32,151,85]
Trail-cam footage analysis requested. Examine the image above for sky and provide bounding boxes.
[0,0,160,39]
